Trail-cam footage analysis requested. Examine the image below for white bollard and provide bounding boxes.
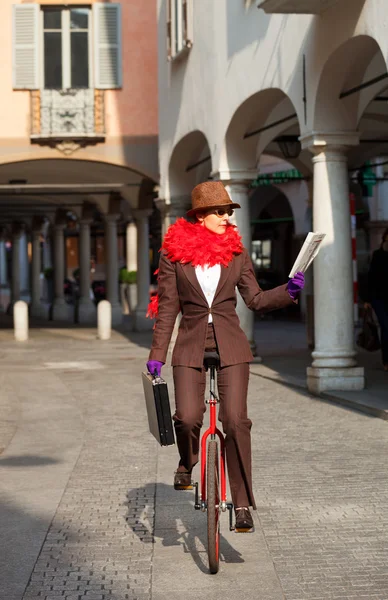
[14,300,28,341]
[97,300,111,340]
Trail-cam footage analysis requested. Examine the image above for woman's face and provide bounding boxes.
[197,208,232,234]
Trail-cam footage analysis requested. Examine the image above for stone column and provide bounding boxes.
[303,198,315,349]
[30,219,46,318]
[154,198,169,238]
[217,172,258,356]
[133,209,153,331]
[9,223,23,312]
[126,221,137,272]
[0,228,8,289]
[43,223,52,270]
[125,221,137,314]
[104,213,122,326]
[301,132,364,393]
[0,228,9,313]
[78,218,96,324]
[168,197,191,224]
[52,222,71,321]
[19,229,30,303]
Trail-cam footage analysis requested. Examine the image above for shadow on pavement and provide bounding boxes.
[124,482,244,574]
[0,454,60,467]
[0,497,127,600]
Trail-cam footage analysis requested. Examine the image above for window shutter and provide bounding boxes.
[166,0,172,60]
[93,3,122,89]
[183,0,193,48]
[12,4,40,89]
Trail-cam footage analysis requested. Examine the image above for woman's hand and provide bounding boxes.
[364,302,372,310]
[287,272,305,300]
[146,360,164,377]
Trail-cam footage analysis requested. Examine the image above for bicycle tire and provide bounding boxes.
[207,439,220,574]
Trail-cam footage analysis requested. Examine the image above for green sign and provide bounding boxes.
[250,168,305,188]
[361,161,377,197]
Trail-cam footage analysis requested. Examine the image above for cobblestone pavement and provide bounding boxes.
[1,327,388,599]
[250,374,388,600]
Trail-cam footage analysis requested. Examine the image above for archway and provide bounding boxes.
[220,88,304,174]
[313,35,387,132]
[167,130,212,218]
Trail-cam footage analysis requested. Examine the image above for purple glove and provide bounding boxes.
[146,360,164,377]
[287,271,305,300]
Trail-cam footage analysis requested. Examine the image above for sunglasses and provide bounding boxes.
[209,208,234,218]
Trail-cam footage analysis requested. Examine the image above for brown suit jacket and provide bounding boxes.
[149,247,294,368]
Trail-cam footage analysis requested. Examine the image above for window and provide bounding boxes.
[167,0,193,60]
[42,7,91,89]
[13,3,122,91]
[251,240,272,270]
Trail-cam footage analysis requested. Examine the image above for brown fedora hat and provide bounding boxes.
[187,181,241,217]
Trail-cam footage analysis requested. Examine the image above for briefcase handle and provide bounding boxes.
[149,369,164,384]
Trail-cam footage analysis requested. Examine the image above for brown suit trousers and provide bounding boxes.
[173,324,255,509]
[149,244,295,510]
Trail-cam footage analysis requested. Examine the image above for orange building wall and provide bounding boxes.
[0,0,158,140]
[106,1,158,138]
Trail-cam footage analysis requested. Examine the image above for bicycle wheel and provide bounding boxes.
[207,439,220,574]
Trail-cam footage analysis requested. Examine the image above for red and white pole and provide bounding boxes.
[349,193,358,323]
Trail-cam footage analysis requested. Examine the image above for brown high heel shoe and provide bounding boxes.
[173,469,193,490]
[234,507,254,532]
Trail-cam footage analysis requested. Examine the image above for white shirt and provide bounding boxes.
[195,264,221,323]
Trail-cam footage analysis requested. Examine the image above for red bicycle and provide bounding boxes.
[193,351,234,574]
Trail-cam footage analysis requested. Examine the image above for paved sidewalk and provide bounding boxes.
[0,326,284,600]
[250,319,388,420]
[1,319,388,599]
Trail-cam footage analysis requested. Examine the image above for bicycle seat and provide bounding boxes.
[203,351,220,370]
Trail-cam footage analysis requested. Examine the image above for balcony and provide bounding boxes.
[258,0,339,13]
[30,89,105,149]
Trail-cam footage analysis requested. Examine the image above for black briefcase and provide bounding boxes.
[142,371,175,446]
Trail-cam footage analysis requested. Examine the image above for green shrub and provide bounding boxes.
[43,267,53,280]
[119,268,137,284]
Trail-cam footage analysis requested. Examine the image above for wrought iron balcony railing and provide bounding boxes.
[30,89,105,141]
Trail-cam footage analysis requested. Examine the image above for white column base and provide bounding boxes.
[52,299,72,322]
[30,303,49,319]
[307,366,365,394]
[110,302,123,327]
[78,298,97,324]
[133,309,153,332]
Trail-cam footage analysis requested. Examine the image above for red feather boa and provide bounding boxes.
[147,218,243,319]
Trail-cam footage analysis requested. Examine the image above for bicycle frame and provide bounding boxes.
[193,361,235,534]
[200,365,226,509]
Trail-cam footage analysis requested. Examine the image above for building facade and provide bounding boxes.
[157,0,388,392]
[0,0,158,328]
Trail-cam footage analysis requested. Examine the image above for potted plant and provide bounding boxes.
[119,268,137,314]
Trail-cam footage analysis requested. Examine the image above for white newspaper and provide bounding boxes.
[288,232,326,278]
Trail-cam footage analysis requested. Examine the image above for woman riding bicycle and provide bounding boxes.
[146,181,304,532]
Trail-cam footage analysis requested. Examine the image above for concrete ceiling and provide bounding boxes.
[0,158,151,225]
